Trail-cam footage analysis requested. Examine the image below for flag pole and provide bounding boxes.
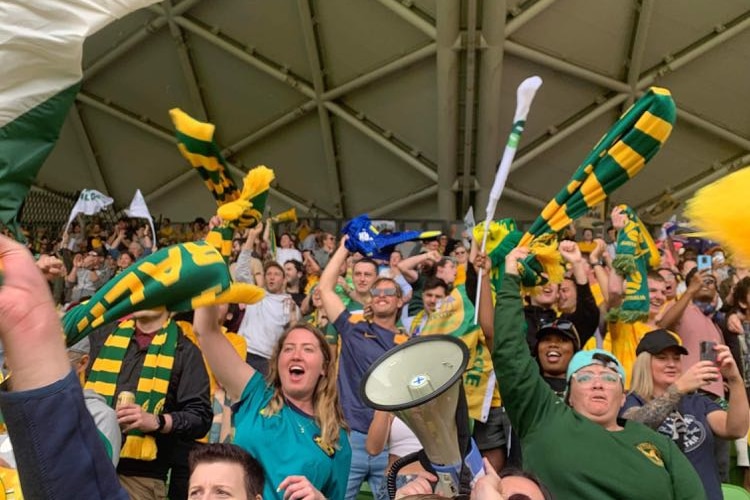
[474,76,542,323]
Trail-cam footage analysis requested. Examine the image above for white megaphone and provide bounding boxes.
[361,335,478,498]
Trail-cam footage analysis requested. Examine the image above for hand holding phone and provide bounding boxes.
[699,341,717,364]
[697,254,712,272]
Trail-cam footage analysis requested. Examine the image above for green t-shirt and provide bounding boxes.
[493,273,706,500]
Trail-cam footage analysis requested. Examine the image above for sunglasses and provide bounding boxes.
[539,319,574,331]
[371,288,398,298]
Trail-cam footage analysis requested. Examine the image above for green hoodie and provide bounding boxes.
[493,273,705,499]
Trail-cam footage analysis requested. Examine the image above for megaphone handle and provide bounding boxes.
[464,438,485,487]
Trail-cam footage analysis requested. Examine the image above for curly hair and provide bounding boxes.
[263,323,348,451]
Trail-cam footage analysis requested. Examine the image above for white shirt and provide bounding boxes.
[239,293,293,359]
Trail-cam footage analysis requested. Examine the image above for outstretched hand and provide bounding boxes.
[0,235,69,391]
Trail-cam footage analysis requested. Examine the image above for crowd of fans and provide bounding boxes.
[1,206,749,500]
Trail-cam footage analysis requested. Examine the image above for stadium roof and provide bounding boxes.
[37,0,750,225]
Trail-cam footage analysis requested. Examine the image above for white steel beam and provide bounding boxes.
[622,0,654,109]
[676,107,750,151]
[638,10,750,89]
[75,91,330,215]
[511,93,629,172]
[474,0,507,218]
[436,0,460,219]
[505,0,557,37]
[504,41,631,93]
[459,0,479,215]
[373,0,437,40]
[297,0,344,217]
[223,101,318,157]
[83,0,205,82]
[69,103,111,195]
[162,0,210,121]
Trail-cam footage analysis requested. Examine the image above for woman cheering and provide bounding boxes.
[193,306,351,499]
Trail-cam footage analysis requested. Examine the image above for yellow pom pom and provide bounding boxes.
[218,200,251,221]
[685,167,750,266]
[240,166,275,200]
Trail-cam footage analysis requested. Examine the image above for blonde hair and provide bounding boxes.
[263,323,348,450]
[629,352,655,401]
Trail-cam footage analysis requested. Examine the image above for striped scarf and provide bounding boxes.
[608,205,659,323]
[170,108,273,262]
[62,241,264,348]
[473,88,675,290]
[85,319,178,461]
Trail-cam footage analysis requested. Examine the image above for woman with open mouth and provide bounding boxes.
[193,307,351,500]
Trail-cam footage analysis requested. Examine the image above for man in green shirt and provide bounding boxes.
[490,247,705,499]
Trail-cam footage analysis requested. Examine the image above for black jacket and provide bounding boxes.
[88,323,212,480]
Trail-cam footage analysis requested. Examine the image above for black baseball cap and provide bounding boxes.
[536,319,581,351]
[636,329,688,356]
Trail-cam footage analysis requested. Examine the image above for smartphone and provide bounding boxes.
[699,341,717,363]
[697,254,712,272]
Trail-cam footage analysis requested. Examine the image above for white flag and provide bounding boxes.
[463,206,476,238]
[125,189,157,250]
[66,189,113,230]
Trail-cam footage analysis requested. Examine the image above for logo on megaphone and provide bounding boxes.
[361,335,473,498]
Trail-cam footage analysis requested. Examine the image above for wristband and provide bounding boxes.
[156,414,166,432]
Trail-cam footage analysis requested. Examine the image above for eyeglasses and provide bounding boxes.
[702,278,717,286]
[571,371,621,386]
[371,288,398,298]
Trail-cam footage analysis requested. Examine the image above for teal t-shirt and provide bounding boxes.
[232,372,352,500]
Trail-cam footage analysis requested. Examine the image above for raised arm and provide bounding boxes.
[319,239,348,322]
[707,344,749,439]
[397,250,441,283]
[493,247,559,438]
[657,270,705,330]
[193,305,254,403]
[589,239,610,305]
[234,224,264,285]
[559,240,599,347]
[473,252,495,348]
[0,235,127,499]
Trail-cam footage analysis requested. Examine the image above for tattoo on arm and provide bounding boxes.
[621,386,682,429]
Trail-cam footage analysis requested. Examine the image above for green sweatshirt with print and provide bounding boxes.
[493,273,705,500]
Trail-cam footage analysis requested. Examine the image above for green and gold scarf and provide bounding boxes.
[63,241,264,347]
[170,108,274,262]
[474,87,675,290]
[608,205,660,323]
[85,319,178,461]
